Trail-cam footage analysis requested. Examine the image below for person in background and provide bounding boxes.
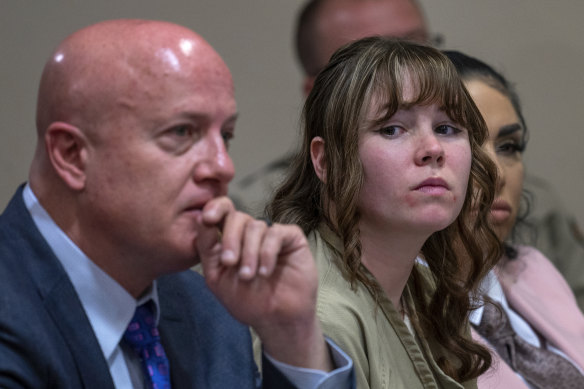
[445,50,584,389]
[231,0,584,312]
[268,37,501,388]
[0,19,355,388]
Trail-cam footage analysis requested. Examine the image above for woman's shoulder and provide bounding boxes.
[514,245,553,264]
[498,244,575,298]
[307,227,387,345]
[501,245,565,277]
[307,227,376,312]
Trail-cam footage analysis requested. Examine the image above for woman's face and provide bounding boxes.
[356,90,472,239]
[465,80,525,242]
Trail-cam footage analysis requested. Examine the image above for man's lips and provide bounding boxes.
[183,196,214,213]
[412,177,449,194]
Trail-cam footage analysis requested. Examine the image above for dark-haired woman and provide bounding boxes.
[446,50,584,389]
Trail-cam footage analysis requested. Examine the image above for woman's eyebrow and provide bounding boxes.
[497,123,523,137]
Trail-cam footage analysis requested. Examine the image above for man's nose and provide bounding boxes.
[193,131,235,185]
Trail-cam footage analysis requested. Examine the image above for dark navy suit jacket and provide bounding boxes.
[0,186,294,388]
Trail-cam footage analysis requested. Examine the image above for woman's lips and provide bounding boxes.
[490,199,512,223]
[413,177,449,195]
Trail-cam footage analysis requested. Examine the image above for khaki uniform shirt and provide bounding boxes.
[309,225,476,389]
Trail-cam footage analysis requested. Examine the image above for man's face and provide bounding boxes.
[82,38,237,275]
[317,0,427,67]
[304,0,428,94]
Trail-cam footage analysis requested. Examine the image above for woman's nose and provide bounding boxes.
[415,132,445,166]
[485,145,505,192]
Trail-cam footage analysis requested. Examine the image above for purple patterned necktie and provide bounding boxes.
[475,301,584,389]
[123,303,171,389]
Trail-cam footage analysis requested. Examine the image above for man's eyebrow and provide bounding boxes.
[173,112,239,123]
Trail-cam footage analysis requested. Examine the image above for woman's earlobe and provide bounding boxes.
[45,122,88,190]
[310,136,326,183]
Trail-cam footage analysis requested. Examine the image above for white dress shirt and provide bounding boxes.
[470,269,582,389]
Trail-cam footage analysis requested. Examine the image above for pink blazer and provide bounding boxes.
[472,327,529,389]
[474,245,584,388]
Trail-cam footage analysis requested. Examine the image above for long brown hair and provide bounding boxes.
[444,49,530,259]
[268,37,500,382]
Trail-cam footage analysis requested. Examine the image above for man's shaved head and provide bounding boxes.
[35,19,230,139]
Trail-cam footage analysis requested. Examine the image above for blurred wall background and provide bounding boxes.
[1,0,582,227]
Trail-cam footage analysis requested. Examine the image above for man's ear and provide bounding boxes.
[310,136,326,183]
[44,122,88,190]
[302,76,316,98]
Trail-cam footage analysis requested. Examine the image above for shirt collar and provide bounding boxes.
[23,184,161,363]
[469,268,509,326]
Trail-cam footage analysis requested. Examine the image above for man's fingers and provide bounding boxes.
[201,196,234,226]
[196,220,224,282]
[239,219,269,279]
[199,199,309,283]
[218,211,251,266]
[200,196,243,266]
[258,223,307,277]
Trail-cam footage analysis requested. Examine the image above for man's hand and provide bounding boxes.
[196,197,332,372]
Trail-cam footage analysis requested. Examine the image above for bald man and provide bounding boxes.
[0,19,353,388]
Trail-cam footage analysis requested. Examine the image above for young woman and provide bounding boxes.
[268,37,501,388]
[445,50,584,389]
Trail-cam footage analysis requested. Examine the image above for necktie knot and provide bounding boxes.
[124,304,161,349]
[124,303,171,389]
[477,301,515,341]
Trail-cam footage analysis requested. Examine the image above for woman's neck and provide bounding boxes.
[359,221,429,309]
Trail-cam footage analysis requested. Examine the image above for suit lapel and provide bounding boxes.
[43,282,116,389]
[4,186,116,389]
[159,311,202,388]
[157,272,259,389]
[157,273,209,388]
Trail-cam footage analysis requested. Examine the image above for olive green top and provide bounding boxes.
[310,224,476,389]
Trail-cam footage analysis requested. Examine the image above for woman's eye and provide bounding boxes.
[435,124,460,135]
[497,140,524,155]
[379,125,403,137]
